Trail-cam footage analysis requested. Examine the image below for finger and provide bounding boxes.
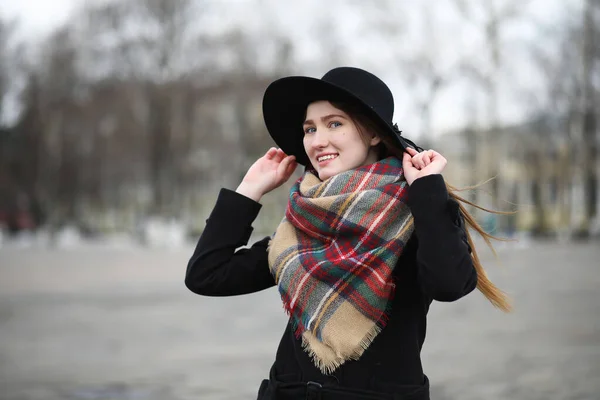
[428,150,441,159]
[265,147,277,159]
[405,147,419,156]
[284,155,296,169]
[423,153,431,166]
[285,158,298,178]
[273,148,286,163]
[402,152,414,170]
[428,150,446,165]
[413,154,425,169]
[277,155,294,179]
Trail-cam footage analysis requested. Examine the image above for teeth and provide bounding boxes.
[318,154,338,162]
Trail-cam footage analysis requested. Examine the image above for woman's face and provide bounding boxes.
[302,101,381,181]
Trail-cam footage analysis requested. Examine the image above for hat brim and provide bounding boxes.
[262,76,410,167]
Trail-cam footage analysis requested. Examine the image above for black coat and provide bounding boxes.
[185,174,477,400]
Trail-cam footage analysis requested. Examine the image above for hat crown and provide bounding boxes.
[320,67,394,123]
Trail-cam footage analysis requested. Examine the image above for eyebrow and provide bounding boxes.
[303,114,347,126]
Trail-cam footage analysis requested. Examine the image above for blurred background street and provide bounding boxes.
[0,240,599,400]
[1,0,599,399]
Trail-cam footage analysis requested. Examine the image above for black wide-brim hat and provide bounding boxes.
[262,66,420,166]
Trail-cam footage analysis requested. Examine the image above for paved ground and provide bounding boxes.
[0,238,599,400]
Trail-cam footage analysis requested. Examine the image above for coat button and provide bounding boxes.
[305,381,322,400]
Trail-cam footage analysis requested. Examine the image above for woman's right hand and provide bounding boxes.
[236,148,298,202]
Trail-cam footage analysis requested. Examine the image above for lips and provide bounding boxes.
[316,153,339,163]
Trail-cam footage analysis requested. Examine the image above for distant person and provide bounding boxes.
[185,67,511,400]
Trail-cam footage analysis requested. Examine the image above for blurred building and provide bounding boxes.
[436,114,600,235]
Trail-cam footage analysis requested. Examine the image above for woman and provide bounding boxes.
[185,67,510,400]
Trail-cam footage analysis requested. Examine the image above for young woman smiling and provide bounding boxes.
[186,67,511,400]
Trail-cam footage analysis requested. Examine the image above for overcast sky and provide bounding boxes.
[0,0,578,136]
[1,0,80,36]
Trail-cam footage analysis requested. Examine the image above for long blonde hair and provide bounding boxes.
[332,101,513,312]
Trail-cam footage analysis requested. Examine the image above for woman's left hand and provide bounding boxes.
[402,147,447,186]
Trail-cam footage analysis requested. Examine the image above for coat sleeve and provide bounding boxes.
[407,174,477,302]
[185,188,276,297]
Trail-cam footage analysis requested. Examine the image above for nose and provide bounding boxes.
[311,129,329,149]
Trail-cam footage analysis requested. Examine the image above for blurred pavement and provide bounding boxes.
[0,239,599,400]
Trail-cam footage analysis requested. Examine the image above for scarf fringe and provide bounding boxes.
[301,322,385,374]
[293,299,395,374]
[284,279,397,373]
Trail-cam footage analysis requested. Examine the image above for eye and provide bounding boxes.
[329,121,342,128]
[304,126,316,134]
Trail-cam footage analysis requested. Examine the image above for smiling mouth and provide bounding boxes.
[317,154,339,163]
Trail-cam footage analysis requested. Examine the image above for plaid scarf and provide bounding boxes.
[267,157,414,373]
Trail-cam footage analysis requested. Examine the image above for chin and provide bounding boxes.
[317,170,333,181]
[318,169,339,181]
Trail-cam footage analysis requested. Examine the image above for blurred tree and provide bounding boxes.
[579,0,599,236]
[452,0,530,213]
[8,0,592,239]
[0,16,20,227]
[0,17,16,122]
[129,0,194,215]
[38,28,83,226]
[400,3,455,149]
[528,0,599,237]
[8,26,86,234]
[10,75,46,226]
[75,0,205,217]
